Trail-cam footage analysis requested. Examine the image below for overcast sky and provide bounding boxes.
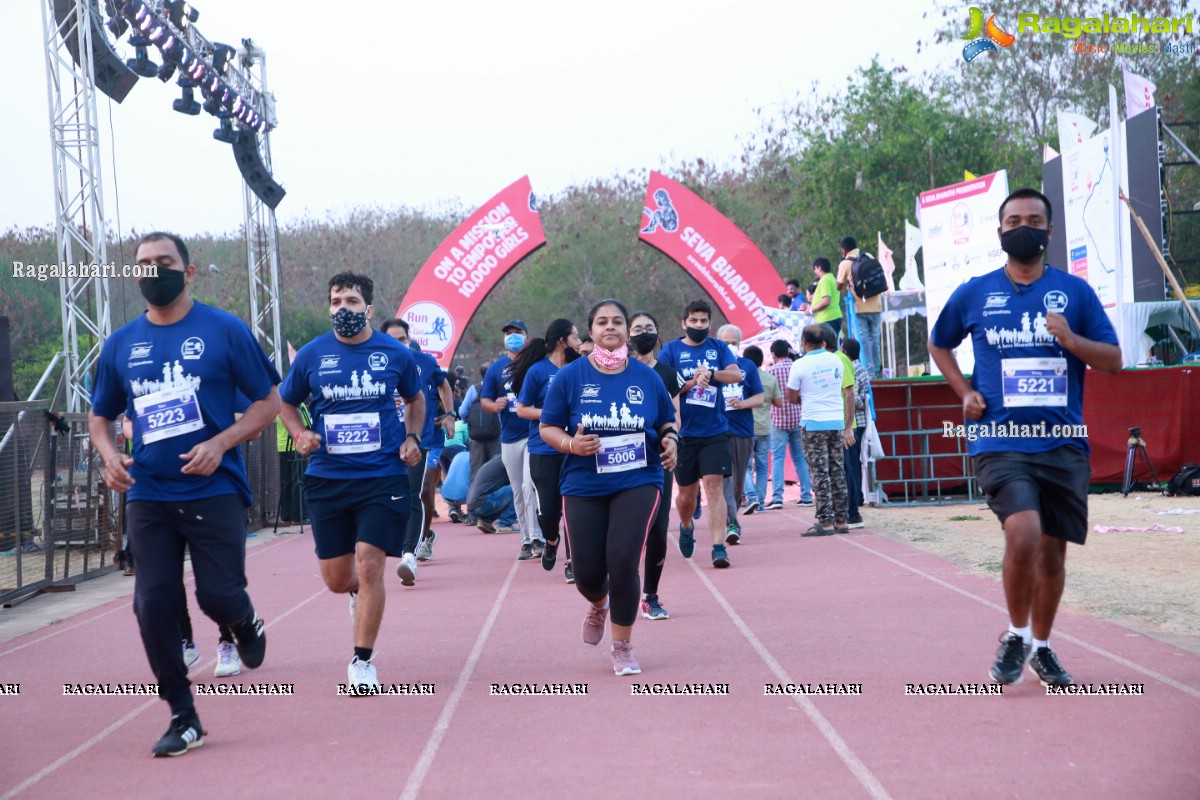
[3,1,956,242]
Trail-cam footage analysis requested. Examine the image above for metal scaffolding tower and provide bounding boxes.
[41,0,112,413]
[240,40,284,375]
[40,1,285,407]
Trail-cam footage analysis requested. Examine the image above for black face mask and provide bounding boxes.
[139,269,187,307]
[685,326,709,344]
[630,332,659,355]
[1000,226,1049,261]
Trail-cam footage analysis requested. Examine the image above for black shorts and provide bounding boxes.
[675,433,732,486]
[973,446,1090,545]
[304,474,410,559]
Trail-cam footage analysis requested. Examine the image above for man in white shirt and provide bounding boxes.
[787,325,854,536]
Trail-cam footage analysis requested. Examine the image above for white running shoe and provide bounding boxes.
[213,640,242,677]
[347,656,380,695]
[396,553,418,586]
[416,531,436,562]
[182,640,200,670]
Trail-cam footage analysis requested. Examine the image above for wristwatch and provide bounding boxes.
[405,433,421,445]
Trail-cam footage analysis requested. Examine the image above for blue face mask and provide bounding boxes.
[504,333,525,351]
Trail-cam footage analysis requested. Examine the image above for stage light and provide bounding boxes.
[166,1,199,28]
[157,62,176,82]
[211,44,235,75]
[51,0,139,102]
[126,45,160,79]
[104,0,129,39]
[213,117,239,144]
[173,85,201,115]
[147,23,166,43]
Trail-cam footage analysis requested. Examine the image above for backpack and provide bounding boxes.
[1167,463,1200,496]
[851,252,888,299]
[467,382,501,441]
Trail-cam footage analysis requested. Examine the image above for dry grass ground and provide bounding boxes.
[867,492,1200,650]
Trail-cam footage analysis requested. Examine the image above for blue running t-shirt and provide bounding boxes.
[280,330,422,478]
[516,357,562,456]
[721,355,764,438]
[657,336,736,439]
[90,301,281,505]
[541,357,675,497]
[481,355,529,444]
[930,265,1118,456]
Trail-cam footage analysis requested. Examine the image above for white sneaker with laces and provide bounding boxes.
[182,640,200,670]
[347,657,380,695]
[396,553,418,586]
[214,640,242,677]
[416,531,436,562]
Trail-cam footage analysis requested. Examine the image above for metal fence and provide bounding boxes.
[0,402,119,605]
[1,402,280,605]
[870,385,982,506]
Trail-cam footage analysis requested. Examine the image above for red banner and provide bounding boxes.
[638,171,782,335]
[396,176,546,365]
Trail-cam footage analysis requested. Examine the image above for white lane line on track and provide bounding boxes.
[677,537,892,800]
[840,535,1200,699]
[0,535,298,658]
[398,559,520,800]
[0,586,327,799]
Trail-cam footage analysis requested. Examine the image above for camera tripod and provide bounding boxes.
[1122,427,1163,496]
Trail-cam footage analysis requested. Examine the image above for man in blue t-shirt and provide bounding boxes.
[88,231,281,758]
[657,300,744,568]
[929,188,1121,689]
[480,319,545,559]
[279,272,425,695]
[381,318,454,583]
[715,324,764,545]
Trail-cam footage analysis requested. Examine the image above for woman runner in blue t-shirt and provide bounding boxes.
[512,318,583,583]
[540,300,678,676]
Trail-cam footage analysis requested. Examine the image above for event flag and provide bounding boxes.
[1056,110,1098,153]
[900,220,924,291]
[396,176,546,366]
[877,232,896,292]
[1122,68,1156,119]
[963,170,978,181]
[638,171,782,338]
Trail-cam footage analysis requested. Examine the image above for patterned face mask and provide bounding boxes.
[331,307,368,338]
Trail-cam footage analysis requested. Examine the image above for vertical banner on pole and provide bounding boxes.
[396,176,547,366]
[919,171,1010,376]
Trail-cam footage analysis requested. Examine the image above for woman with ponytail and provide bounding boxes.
[514,319,582,581]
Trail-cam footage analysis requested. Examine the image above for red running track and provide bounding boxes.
[1,506,1198,799]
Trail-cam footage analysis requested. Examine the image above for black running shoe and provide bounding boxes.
[989,631,1031,685]
[1029,646,1074,687]
[541,538,559,571]
[232,613,266,670]
[151,710,205,757]
[517,542,534,560]
[564,561,575,584]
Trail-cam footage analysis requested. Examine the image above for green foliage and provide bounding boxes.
[7,8,1198,389]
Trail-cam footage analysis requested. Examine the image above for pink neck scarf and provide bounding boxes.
[590,343,628,370]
